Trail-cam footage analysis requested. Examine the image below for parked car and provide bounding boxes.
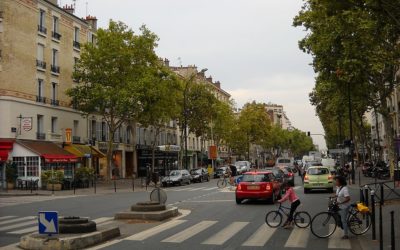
[214,166,229,178]
[235,171,282,204]
[303,166,334,193]
[235,161,251,174]
[161,170,191,186]
[269,168,285,184]
[190,168,210,183]
[275,166,295,186]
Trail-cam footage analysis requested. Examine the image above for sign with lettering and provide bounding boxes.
[22,117,32,131]
[208,145,218,160]
[65,128,72,144]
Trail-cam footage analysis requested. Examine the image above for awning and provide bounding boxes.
[16,140,77,163]
[0,140,14,162]
[64,144,105,158]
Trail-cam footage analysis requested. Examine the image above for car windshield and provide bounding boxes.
[308,168,329,175]
[169,171,181,176]
[190,169,201,174]
[242,174,270,182]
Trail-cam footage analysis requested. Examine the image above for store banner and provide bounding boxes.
[65,128,72,144]
[208,145,218,160]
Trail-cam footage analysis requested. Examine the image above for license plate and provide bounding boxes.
[247,185,260,190]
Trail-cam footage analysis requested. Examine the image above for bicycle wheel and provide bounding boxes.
[311,212,337,238]
[348,211,371,235]
[217,179,227,188]
[265,211,282,228]
[294,211,311,228]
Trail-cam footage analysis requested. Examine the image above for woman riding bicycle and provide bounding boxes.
[334,175,351,239]
[277,182,300,229]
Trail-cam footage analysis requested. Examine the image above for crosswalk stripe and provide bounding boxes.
[0,216,17,221]
[242,224,277,247]
[203,187,218,191]
[186,187,206,191]
[0,216,35,226]
[8,225,37,234]
[202,222,249,245]
[93,217,113,224]
[0,220,36,231]
[126,220,187,241]
[327,224,351,249]
[162,220,217,243]
[284,227,310,248]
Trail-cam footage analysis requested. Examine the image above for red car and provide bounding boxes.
[235,171,282,204]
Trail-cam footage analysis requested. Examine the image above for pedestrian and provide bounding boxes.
[334,175,351,239]
[277,182,301,229]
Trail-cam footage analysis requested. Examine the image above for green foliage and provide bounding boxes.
[74,167,95,180]
[41,170,64,184]
[210,99,236,145]
[5,162,17,183]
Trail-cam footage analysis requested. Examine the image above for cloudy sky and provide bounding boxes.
[69,0,326,149]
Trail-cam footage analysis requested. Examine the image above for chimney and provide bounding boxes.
[214,81,221,88]
[164,58,170,67]
[63,4,75,14]
[86,15,98,30]
[206,76,213,83]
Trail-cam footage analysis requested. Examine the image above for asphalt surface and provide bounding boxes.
[0,175,395,249]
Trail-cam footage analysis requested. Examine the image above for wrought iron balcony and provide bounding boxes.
[73,136,81,143]
[36,132,46,140]
[51,65,60,74]
[36,96,46,103]
[52,31,62,40]
[37,25,47,34]
[73,41,81,49]
[36,60,46,69]
[50,99,59,106]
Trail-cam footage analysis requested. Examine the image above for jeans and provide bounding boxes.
[338,206,350,236]
[287,200,301,222]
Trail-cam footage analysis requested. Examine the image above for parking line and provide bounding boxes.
[242,224,277,247]
[202,222,249,245]
[162,220,217,243]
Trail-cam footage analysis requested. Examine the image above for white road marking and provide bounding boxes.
[284,226,310,248]
[202,222,249,245]
[203,187,218,191]
[125,220,187,241]
[93,217,113,224]
[328,224,351,249]
[183,200,234,203]
[0,216,35,226]
[86,239,123,250]
[8,225,37,235]
[242,224,277,247]
[0,216,17,221]
[0,220,36,231]
[162,220,217,243]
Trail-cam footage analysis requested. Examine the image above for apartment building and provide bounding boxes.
[265,103,293,131]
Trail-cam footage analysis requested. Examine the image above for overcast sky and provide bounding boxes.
[69,0,326,150]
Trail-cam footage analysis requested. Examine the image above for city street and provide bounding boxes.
[0,176,384,250]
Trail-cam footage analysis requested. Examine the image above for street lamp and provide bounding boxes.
[183,68,207,169]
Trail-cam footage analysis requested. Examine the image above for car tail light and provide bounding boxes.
[304,175,309,181]
[237,184,242,191]
[288,172,293,177]
[266,183,271,191]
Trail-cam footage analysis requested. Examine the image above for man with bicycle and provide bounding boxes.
[333,175,351,239]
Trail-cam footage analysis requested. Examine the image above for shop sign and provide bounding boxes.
[65,128,72,144]
[22,117,32,131]
[208,145,218,160]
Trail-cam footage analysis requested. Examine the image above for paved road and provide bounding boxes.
[0,176,386,249]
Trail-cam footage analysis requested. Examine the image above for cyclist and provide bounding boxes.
[229,164,237,185]
[277,182,300,229]
[334,175,351,239]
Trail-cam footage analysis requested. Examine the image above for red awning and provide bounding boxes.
[0,140,14,162]
[42,154,78,163]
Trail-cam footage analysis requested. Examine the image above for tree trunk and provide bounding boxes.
[381,109,395,178]
[106,129,114,181]
[129,121,138,176]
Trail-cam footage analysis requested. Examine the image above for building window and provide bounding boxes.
[26,157,39,177]
[36,44,46,69]
[51,82,59,106]
[101,121,106,141]
[51,116,57,133]
[13,157,25,177]
[73,120,80,143]
[37,115,45,139]
[52,16,61,40]
[36,79,46,103]
[73,27,80,49]
[51,49,60,74]
[38,9,47,34]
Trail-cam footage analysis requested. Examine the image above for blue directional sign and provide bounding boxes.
[38,211,59,235]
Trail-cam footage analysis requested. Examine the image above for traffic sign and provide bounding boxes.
[38,211,59,235]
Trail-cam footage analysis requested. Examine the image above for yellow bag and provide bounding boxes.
[357,203,369,213]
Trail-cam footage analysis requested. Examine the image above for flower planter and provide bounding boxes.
[46,183,62,191]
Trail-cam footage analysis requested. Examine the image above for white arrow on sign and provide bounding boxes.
[39,213,56,233]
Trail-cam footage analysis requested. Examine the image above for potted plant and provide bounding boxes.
[75,167,94,188]
[5,162,18,189]
[41,170,64,191]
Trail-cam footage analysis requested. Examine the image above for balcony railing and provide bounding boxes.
[36,132,46,140]
[73,136,81,143]
[37,25,47,34]
[36,60,46,69]
[51,65,60,74]
[73,41,81,49]
[50,99,59,106]
[36,96,46,103]
[52,31,62,40]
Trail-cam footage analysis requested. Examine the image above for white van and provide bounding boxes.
[276,157,294,168]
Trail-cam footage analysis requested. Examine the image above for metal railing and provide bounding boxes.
[73,41,81,49]
[37,25,47,34]
[73,136,81,143]
[36,60,46,69]
[36,132,46,140]
[50,99,59,106]
[36,96,46,103]
[52,31,61,40]
[51,65,60,74]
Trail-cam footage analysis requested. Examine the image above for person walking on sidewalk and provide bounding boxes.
[334,175,351,239]
[278,182,301,229]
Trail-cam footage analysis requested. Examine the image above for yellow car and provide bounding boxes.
[303,166,334,193]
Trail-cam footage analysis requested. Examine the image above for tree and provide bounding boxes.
[67,21,160,180]
[138,66,183,172]
[209,99,235,148]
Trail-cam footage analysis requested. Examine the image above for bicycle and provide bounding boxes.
[217,174,236,188]
[265,202,311,228]
[310,197,371,238]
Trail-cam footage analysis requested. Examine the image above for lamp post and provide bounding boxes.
[347,81,356,184]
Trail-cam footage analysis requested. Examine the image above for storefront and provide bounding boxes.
[12,140,77,187]
[137,145,179,177]
[0,139,14,189]
[64,144,105,174]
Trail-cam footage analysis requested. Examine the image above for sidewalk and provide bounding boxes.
[0,178,152,197]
